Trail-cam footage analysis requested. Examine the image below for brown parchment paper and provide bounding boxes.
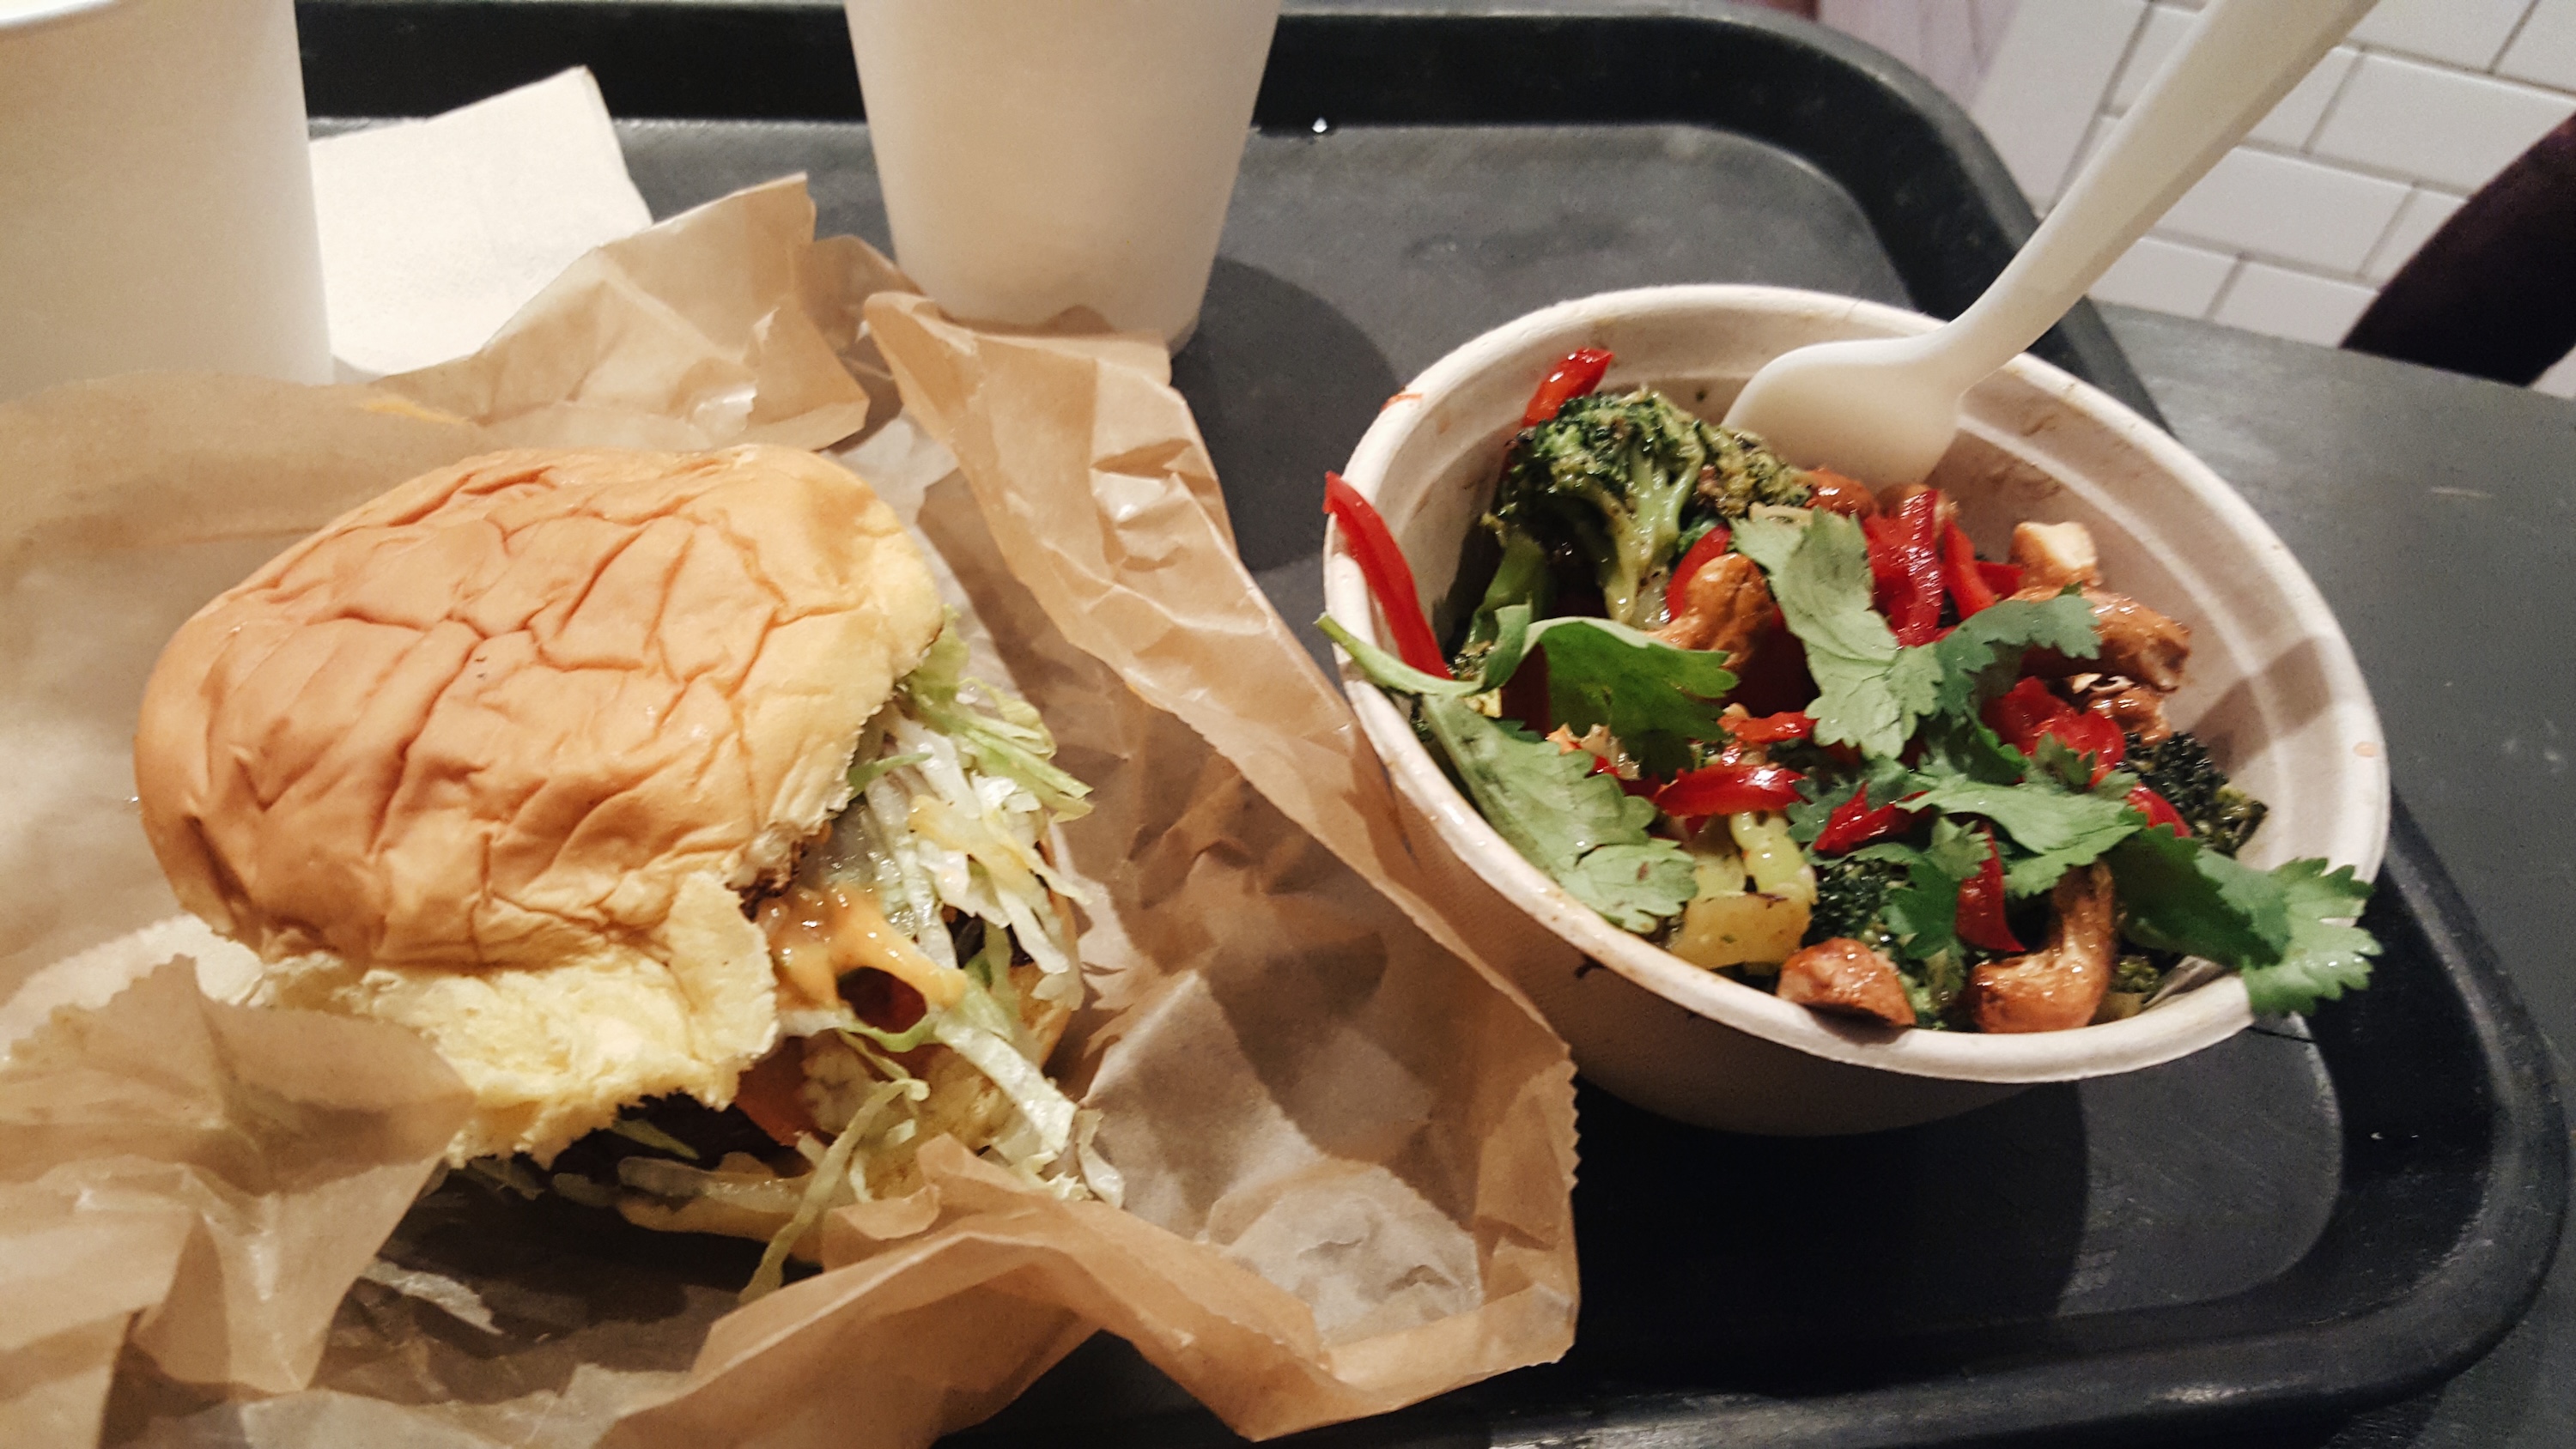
[0,175,1579,1448]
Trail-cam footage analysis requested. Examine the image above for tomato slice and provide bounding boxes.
[731,1042,818,1147]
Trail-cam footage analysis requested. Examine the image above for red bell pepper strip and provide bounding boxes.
[1812,783,1918,855]
[1323,470,1449,679]
[1984,676,2063,748]
[1522,347,1615,426]
[1579,751,1662,799]
[1729,710,1814,745]
[1866,488,1946,646]
[1976,559,2024,596]
[1656,761,1806,820]
[1663,525,1733,621]
[1956,828,2025,954]
[2127,785,2190,835]
[1940,521,1999,619]
[1984,676,2126,784]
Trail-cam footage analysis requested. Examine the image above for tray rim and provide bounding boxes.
[295,2,2571,1441]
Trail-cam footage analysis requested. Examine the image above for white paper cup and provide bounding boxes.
[0,0,331,403]
[845,0,1279,350]
[1326,286,2391,1134]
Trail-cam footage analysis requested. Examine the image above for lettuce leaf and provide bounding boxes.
[898,621,1092,819]
[1419,695,1696,931]
[1528,617,1737,777]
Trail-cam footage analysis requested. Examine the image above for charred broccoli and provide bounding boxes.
[1495,386,1808,628]
[1806,852,1906,959]
[2127,731,2268,856]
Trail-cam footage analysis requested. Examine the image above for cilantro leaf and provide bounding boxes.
[1529,617,1737,777]
[1911,714,2032,786]
[1734,509,1938,756]
[1418,695,1696,931]
[2105,825,2293,966]
[1902,774,2140,859]
[1927,593,2100,718]
[2027,733,2098,791]
[1859,819,1988,966]
[2241,859,2379,1015]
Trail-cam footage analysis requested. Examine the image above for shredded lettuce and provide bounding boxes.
[897,621,1092,820]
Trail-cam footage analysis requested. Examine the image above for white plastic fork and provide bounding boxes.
[1723,0,2377,488]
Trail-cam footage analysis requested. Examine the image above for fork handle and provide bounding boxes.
[1929,0,2376,387]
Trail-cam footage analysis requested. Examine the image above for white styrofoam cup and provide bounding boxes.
[844,0,1279,351]
[0,0,331,403]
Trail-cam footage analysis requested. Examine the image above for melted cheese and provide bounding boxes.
[757,882,966,1012]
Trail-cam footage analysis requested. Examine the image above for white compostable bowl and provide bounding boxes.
[1325,286,2390,1135]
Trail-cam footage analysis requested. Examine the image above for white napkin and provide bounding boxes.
[308,68,653,380]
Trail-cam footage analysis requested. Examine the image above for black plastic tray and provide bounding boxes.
[300,3,2568,1444]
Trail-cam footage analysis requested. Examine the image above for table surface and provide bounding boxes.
[603,119,2576,1447]
[2099,307,2576,1449]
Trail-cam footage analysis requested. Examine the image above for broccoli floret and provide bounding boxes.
[2127,731,2269,856]
[1807,852,1906,958]
[1696,422,1810,519]
[2111,953,2164,995]
[1496,386,1807,628]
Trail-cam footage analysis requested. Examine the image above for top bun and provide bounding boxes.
[132,446,944,1161]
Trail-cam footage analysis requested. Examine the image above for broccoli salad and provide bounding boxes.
[475,621,1115,1295]
[1323,348,2378,1033]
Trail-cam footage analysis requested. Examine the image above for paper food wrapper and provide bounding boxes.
[0,177,1578,1447]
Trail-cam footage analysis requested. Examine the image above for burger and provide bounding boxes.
[131,446,1101,1282]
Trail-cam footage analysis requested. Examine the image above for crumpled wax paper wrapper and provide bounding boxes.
[0,175,1579,1448]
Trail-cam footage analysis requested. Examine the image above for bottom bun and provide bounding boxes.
[255,872,779,1165]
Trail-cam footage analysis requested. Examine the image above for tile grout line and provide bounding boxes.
[2294,44,2369,153]
[2349,183,2423,284]
[2198,256,2248,322]
[2046,1,2158,205]
[2488,0,2544,74]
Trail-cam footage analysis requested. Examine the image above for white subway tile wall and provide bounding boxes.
[2361,187,2468,282]
[2091,235,2237,314]
[2157,148,2409,272]
[2245,46,2360,148]
[2211,263,2379,346]
[2537,349,2576,399]
[2109,3,2193,109]
[2311,53,2574,191]
[2500,0,2576,91]
[1953,0,2576,393]
[1816,1,2027,108]
[2347,0,2531,70]
[1968,0,2146,203]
